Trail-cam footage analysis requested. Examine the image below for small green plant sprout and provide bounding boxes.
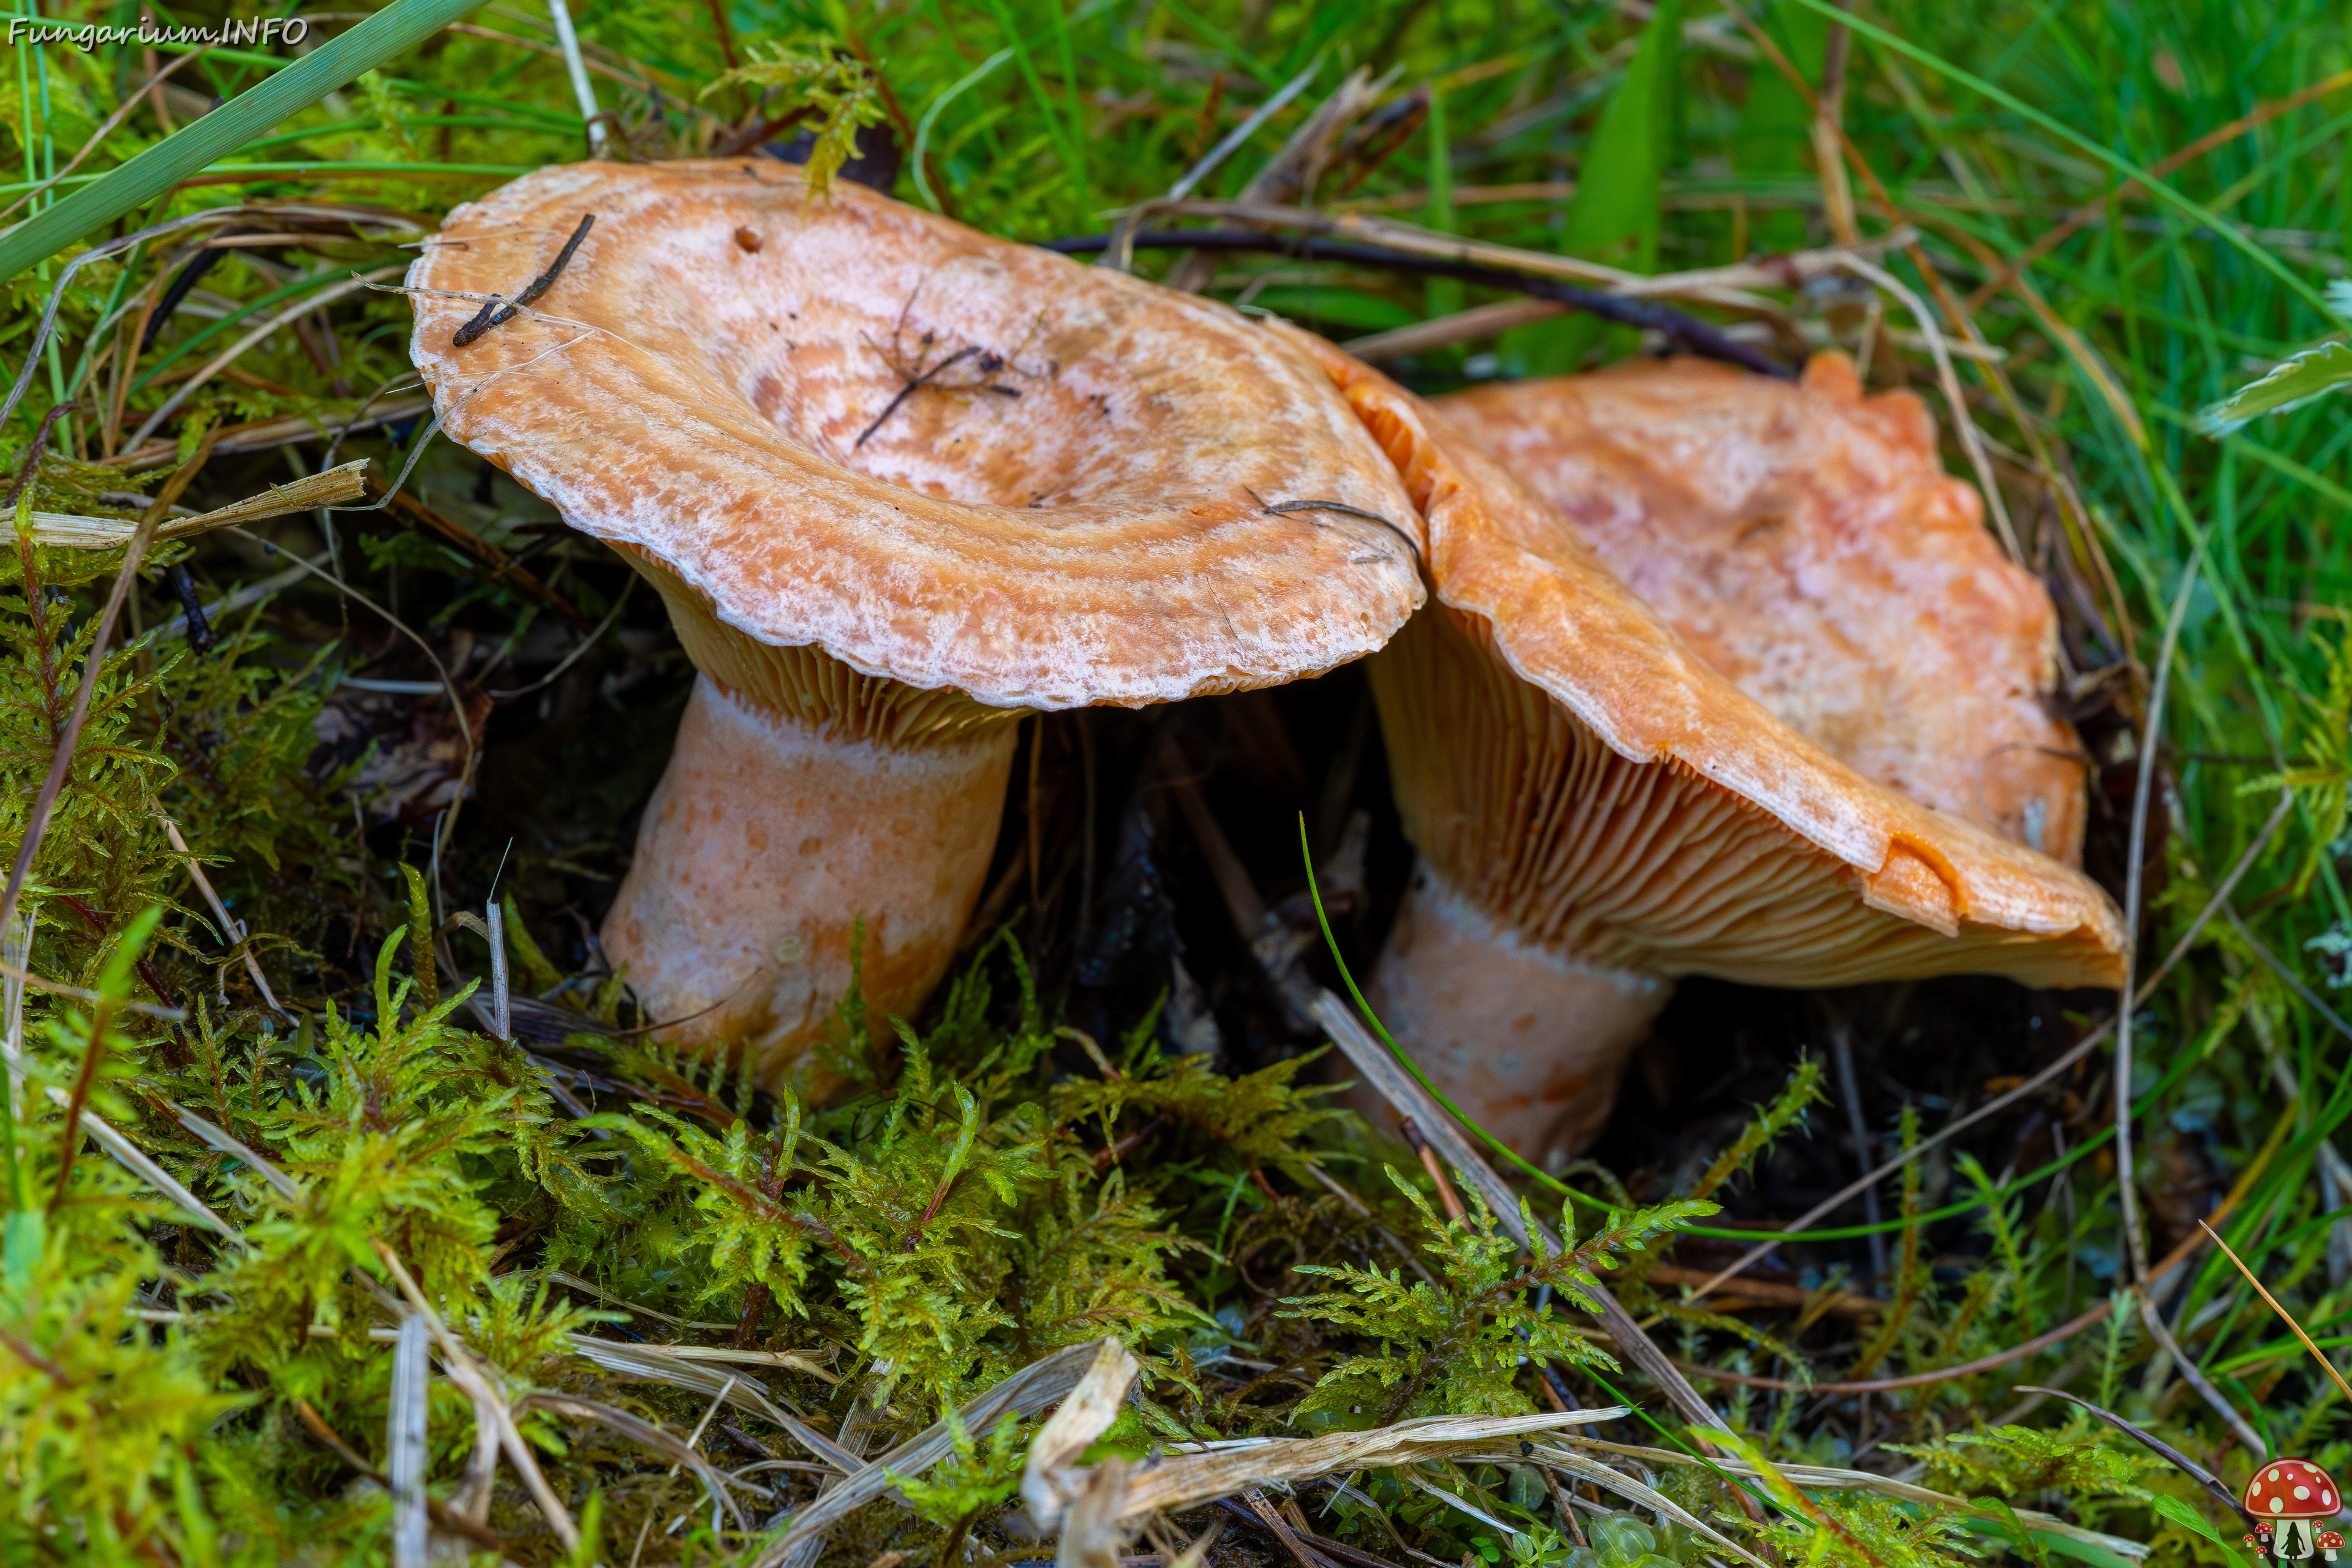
[886,1406,1030,1562]
[1688,1058,1826,1204]
[2246,619,2352,908]
[1898,1423,2158,1501]
[698,40,886,197]
[1282,1169,1712,1425]
[2149,1493,2235,1555]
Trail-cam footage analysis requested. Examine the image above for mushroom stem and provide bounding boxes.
[1366,867,1668,1167]
[600,675,1015,1085]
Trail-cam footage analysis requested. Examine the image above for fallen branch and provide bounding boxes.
[1047,230,1790,379]
[26,460,368,548]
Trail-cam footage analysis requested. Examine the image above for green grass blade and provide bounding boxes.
[0,0,485,283]
[1298,812,1590,1205]
[912,48,1016,213]
[1788,0,2334,319]
[2196,341,2352,435]
[1503,0,1678,375]
[1422,87,1460,318]
[1559,0,1679,268]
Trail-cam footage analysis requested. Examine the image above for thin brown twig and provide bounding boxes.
[704,0,737,69]
[364,476,592,630]
[51,894,183,1036]
[2,401,78,513]
[1400,1117,1465,1224]
[294,1398,511,1551]
[2200,1219,2352,1407]
[47,984,116,1218]
[0,1325,72,1382]
[451,214,595,347]
[855,344,981,448]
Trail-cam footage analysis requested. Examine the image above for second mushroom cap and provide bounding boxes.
[1434,351,2086,863]
[1283,328,2125,1163]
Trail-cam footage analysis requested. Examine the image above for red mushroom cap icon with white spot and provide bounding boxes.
[2247,1460,2342,1520]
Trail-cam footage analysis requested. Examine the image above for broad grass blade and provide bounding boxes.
[2196,341,2352,434]
[0,0,484,282]
[1504,0,1679,375]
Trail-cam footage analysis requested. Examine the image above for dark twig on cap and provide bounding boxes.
[854,342,981,449]
[450,292,503,345]
[1044,228,1793,379]
[1246,489,1421,565]
[451,214,597,347]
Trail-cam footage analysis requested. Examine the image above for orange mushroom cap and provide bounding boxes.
[2247,1460,2343,1520]
[1433,352,2084,863]
[401,161,1425,1079]
[405,159,1425,714]
[1284,326,2126,992]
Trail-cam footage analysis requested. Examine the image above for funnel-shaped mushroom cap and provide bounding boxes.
[405,160,1423,710]
[402,162,1422,1083]
[1284,329,2125,991]
[2248,1463,2342,1520]
[1435,353,2084,862]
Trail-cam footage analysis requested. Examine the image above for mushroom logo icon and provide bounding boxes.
[2245,1460,2343,1561]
